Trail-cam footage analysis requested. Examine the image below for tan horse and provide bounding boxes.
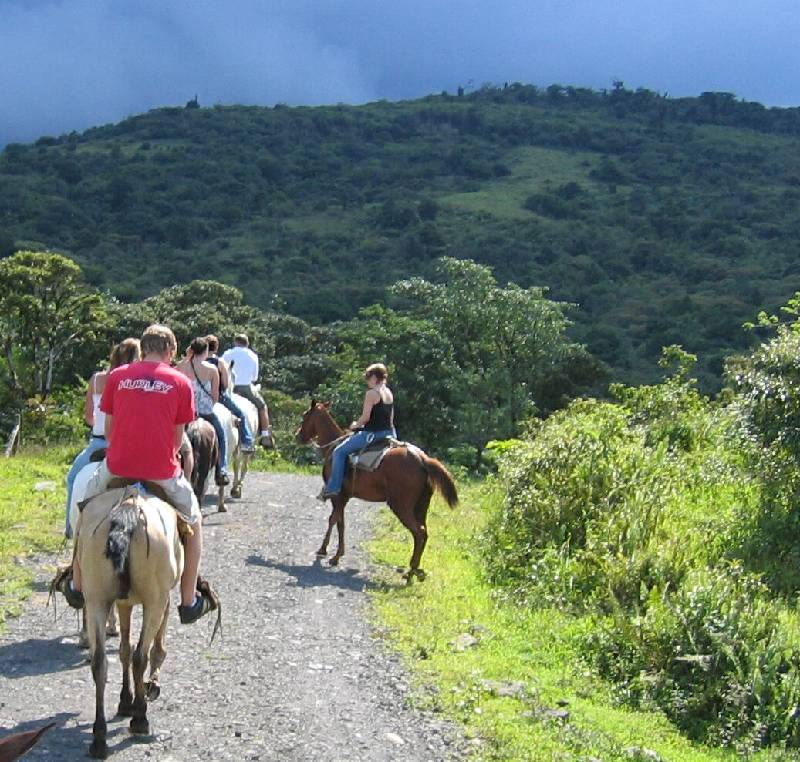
[75,487,183,759]
[296,401,458,579]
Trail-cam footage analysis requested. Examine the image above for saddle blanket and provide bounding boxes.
[348,437,407,472]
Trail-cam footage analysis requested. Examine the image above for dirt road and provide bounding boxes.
[0,473,466,761]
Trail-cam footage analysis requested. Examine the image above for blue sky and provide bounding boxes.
[1,0,798,145]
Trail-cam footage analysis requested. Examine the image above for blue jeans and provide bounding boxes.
[65,435,106,537]
[200,412,228,474]
[324,428,396,494]
[220,392,254,447]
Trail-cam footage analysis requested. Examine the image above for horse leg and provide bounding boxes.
[145,601,170,701]
[231,453,249,499]
[116,604,134,717]
[217,483,227,513]
[87,600,111,759]
[316,506,337,557]
[392,495,428,582]
[330,500,347,567]
[106,604,118,636]
[129,605,162,736]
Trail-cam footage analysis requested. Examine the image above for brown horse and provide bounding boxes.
[296,401,458,579]
[186,418,218,505]
[75,487,183,758]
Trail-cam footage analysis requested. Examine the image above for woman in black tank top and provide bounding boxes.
[318,362,397,499]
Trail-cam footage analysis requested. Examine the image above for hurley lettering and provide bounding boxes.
[118,377,174,394]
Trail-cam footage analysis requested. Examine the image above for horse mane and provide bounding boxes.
[105,496,140,599]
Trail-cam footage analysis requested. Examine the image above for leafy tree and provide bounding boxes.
[390,257,599,462]
[114,279,275,362]
[0,251,109,399]
[321,305,456,450]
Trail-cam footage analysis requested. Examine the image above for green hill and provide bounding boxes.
[3,84,800,390]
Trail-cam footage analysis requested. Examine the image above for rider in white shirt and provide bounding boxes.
[221,333,274,448]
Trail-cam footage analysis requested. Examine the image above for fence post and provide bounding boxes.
[4,414,21,458]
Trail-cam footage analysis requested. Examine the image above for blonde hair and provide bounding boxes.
[365,363,389,381]
[140,324,177,356]
[109,338,140,369]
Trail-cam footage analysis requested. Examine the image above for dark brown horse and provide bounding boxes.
[296,401,458,579]
[186,418,218,504]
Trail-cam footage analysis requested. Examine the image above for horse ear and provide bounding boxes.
[310,398,316,408]
[322,401,332,409]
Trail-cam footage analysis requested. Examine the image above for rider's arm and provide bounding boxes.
[174,423,185,454]
[217,358,231,391]
[104,413,114,442]
[210,366,220,403]
[351,389,379,430]
[84,376,95,426]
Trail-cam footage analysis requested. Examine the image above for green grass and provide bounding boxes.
[366,480,751,761]
[439,146,601,221]
[0,446,72,629]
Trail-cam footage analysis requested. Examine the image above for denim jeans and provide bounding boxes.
[324,428,396,494]
[200,412,228,473]
[220,392,254,447]
[64,435,106,537]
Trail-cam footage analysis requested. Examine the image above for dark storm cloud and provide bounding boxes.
[1,0,798,146]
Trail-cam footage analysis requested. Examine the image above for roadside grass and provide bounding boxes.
[367,480,741,761]
[0,446,73,630]
[247,448,316,475]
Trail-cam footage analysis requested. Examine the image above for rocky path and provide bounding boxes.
[0,473,467,761]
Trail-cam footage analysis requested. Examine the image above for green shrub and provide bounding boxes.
[584,563,800,752]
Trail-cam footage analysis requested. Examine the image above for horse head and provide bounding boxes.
[295,400,334,444]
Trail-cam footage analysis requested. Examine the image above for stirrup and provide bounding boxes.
[51,566,84,610]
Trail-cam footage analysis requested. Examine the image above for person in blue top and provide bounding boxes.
[318,363,396,501]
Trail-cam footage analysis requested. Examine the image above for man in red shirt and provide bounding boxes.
[65,324,215,624]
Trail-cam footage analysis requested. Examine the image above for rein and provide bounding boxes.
[313,432,349,456]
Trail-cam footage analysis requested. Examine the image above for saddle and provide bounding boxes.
[348,437,404,472]
[105,478,194,539]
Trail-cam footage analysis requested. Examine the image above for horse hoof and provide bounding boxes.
[217,505,228,513]
[329,557,340,567]
[145,681,161,701]
[403,569,426,583]
[106,626,119,637]
[117,702,134,717]
[231,486,242,498]
[315,549,327,557]
[89,739,109,759]
[129,717,150,735]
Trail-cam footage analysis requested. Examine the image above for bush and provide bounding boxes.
[584,563,800,752]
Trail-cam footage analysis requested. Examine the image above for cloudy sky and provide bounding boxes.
[1,0,798,146]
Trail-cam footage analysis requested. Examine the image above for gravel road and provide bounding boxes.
[0,472,468,761]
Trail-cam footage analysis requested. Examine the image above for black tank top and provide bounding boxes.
[365,399,393,431]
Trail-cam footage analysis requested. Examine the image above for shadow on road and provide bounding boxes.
[245,554,371,592]
[0,636,87,678]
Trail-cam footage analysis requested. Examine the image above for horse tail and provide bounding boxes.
[105,496,139,599]
[422,455,459,508]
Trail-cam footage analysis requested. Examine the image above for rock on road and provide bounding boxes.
[0,472,467,761]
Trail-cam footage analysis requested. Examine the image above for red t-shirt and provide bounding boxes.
[100,361,195,480]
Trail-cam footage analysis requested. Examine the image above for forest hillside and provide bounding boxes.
[2,84,800,389]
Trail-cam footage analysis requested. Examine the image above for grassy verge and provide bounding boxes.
[367,480,742,761]
[0,446,72,629]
